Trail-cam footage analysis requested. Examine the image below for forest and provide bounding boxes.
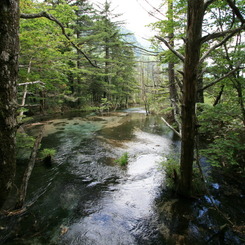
[0,0,244,244]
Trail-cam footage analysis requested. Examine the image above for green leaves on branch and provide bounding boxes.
[198,103,245,173]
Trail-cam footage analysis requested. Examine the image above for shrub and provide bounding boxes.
[198,102,245,174]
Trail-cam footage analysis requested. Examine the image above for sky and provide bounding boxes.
[90,0,164,44]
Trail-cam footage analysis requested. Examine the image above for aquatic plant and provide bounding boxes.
[115,152,129,166]
[40,148,56,159]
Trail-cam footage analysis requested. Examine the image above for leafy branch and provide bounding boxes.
[201,25,244,43]
[198,64,242,92]
[20,12,99,68]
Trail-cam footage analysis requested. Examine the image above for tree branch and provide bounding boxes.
[124,42,160,56]
[226,0,245,24]
[204,0,217,11]
[161,117,181,138]
[201,25,245,43]
[198,65,242,92]
[18,81,45,86]
[20,12,99,68]
[155,36,185,62]
[200,29,239,63]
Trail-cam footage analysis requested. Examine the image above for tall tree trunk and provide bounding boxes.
[104,43,110,99]
[178,0,204,197]
[168,0,180,122]
[0,0,20,209]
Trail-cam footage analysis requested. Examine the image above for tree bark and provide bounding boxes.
[178,0,204,197]
[197,67,204,103]
[168,0,180,123]
[0,0,20,209]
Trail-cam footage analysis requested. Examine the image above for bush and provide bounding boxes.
[198,102,245,174]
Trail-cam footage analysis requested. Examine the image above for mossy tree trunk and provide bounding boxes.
[0,0,20,209]
[178,0,204,197]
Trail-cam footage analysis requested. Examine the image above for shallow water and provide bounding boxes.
[0,110,244,245]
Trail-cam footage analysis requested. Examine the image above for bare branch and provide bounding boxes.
[15,126,45,209]
[201,25,245,43]
[20,12,99,68]
[124,41,160,56]
[226,0,245,24]
[155,36,185,62]
[136,0,162,21]
[18,81,45,86]
[198,65,242,92]
[161,117,181,138]
[143,0,165,18]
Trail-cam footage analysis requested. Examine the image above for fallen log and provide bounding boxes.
[15,126,45,209]
[161,117,181,138]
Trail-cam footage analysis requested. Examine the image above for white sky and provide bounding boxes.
[90,0,164,42]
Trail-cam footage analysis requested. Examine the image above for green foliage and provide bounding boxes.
[200,134,245,169]
[162,153,207,195]
[115,152,129,166]
[16,131,35,159]
[162,153,180,190]
[198,103,245,174]
[100,98,112,112]
[16,132,35,150]
[197,103,239,138]
[39,148,57,159]
[19,0,137,113]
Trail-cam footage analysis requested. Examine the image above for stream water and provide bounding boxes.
[0,109,244,244]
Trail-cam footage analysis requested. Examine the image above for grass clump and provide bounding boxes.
[115,152,129,166]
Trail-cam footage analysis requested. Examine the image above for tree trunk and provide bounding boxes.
[178,0,204,197]
[104,42,110,99]
[0,0,20,209]
[168,0,180,122]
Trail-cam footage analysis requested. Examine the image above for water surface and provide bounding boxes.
[0,110,244,244]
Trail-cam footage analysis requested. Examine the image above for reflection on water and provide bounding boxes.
[1,110,244,244]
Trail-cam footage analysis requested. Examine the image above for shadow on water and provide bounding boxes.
[0,110,244,244]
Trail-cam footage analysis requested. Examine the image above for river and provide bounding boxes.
[0,109,244,244]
